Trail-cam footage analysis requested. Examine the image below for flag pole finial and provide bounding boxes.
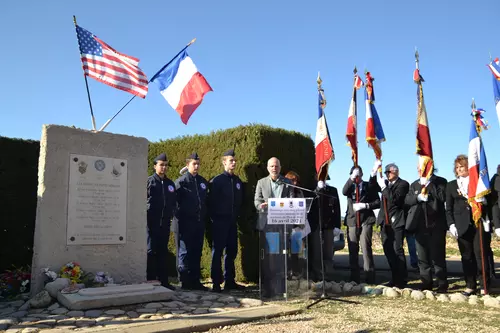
[353,66,358,75]
[188,38,196,46]
[415,47,420,70]
[489,51,492,62]
[73,15,77,25]
[471,98,476,110]
[317,72,322,86]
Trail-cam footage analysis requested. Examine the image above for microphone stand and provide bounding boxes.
[277,181,360,307]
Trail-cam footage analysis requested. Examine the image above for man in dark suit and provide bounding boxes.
[372,162,410,288]
[405,170,448,292]
[487,164,500,278]
[254,157,293,298]
[343,165,380,284]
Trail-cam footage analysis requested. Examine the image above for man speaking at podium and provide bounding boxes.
[254,157,293,298]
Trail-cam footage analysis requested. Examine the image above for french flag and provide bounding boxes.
[346,73,363,165]
[487,58,500,128]
[468,108,490,223]
[151,50,212,124]
[315,79,334,181]
[364,72,385,160]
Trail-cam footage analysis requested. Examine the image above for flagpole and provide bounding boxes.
[353,67,361,229]
[98,38,197,132]
[471,98,489,295]
[73,15,97,131]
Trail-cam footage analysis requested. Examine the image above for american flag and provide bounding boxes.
[75,25,148,98]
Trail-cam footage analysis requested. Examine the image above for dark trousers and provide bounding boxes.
[307,227,335,280]
[415,227,448,290]
[146,224,170,286]
[347,224,375,283]
[457,225,491,290]
[381,224,407,287]
[177,221,205,285]
[259,228,286,298]
[211,218,238,285]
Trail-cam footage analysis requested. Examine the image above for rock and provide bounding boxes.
[104,309,125,316]
[324,282,332,291]
[411,290,425,300]
[201,301,213,307]
[239,298,263,307]
[27,309,44,314]
[424,291,436,300]
[50,308,68,315]
[144,302,163,309]
[139,314,153,319]
[437,294,450,302]
[343,282,354,293]
[360,285,370,294]
[179,292,198,299]
[331,282,343,294]
[5,328,22,333]
[29,291,52,308]
[385,288,400,298]
[170,310,185,315]
[226,303,240,308]
[370,288,383,296]
[75,319,95,327]
[57,318,76,325]
[137,309,157,314]
[84,310,103,318]
[210,302,225,308]
[126,311,139,318]
[45,279,70,299]
[218,296,236,303]
[483,297,500,308]
[0,308,16,316]
[162,314,174,319]
[8,301,25,308]
[21,328,40,333]
[162,302,179,308]
[21,317,37,322]
[209,308,225,313]
[469,296,479,305]
[10,311,28,318]
[18,302,30,311]
[47,303,60,311]
[401,288,413,298]
[0,318,18,330]
[450,293,468,303]
[200,295,219,301]
[192,308,208,314]
[351,284,363,294]
[95,316,113,323]
[66,310,84,317]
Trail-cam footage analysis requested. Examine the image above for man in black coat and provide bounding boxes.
[147,153,177,290]
[308,180,341,280]
[372,161,410,288]
[174,152,209,291]
[208,149,244,292]
[405,170,448,292]
[343,165,380,284]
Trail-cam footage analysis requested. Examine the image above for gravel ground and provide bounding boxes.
[207,296,500,333]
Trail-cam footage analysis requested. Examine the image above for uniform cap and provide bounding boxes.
[188,152,200,160]
[154,153,168,162]
[223,149,235,157]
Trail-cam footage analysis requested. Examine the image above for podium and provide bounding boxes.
[258,197,314,301]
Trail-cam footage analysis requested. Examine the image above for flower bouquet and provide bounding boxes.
[0,266,31,299]
[93,272,114,287]
[60,262,83,284]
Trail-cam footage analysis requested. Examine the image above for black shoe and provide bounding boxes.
[461,289,476,297]
[161,283,176,291]
[212,284,222,293]
[181,282,193,290]
[224,281,245,291]
[192,283,209,291]
[436,286,448,294]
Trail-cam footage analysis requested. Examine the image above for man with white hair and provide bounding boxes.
[254,157,293,298]
[372,161,410,288]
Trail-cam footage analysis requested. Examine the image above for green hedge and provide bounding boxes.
[0,137,40,272]
[149,124,316,282]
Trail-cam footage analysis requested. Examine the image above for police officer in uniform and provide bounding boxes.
[147,153,176,290]
[174,152,209,290]
[208,149,244,292]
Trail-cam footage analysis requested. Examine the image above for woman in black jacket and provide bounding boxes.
[445,154,491,295]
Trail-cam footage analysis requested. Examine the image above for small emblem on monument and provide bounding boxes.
[95,159,106,171]
[111,165,122,177]
[78,161,88,174]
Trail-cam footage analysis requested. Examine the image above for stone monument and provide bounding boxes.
[30,125,149,295]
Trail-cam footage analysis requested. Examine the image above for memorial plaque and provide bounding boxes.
[67,154,127,245]
[267,198,306,225]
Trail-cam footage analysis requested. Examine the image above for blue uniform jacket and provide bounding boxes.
[174,172,209,224]
[147,173,177,230]
[208,171,244,221]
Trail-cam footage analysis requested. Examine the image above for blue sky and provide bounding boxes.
[2,1,500,212]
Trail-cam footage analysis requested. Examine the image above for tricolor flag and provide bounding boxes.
[346,70,364,165]
[365,71,385,160]
[75,25,148,98]
[151,50,212,124]
[414,65,434,180]
[468,105,490,225]
[315,73,334,181]
[487,58,500,127]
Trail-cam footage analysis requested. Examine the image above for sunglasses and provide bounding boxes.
[384,170,394,175]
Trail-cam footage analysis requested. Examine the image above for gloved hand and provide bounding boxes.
[317,180,325,190]
[495,228,500,237]
[371,159,382,177]
[353,202,368,212]
[417,193,428,202]
[377,173,387,191]
[475,197,487,205]
[419,177,430,186]
[333,227,341,237]
[449,224,458,238]
[350,168,360,181]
